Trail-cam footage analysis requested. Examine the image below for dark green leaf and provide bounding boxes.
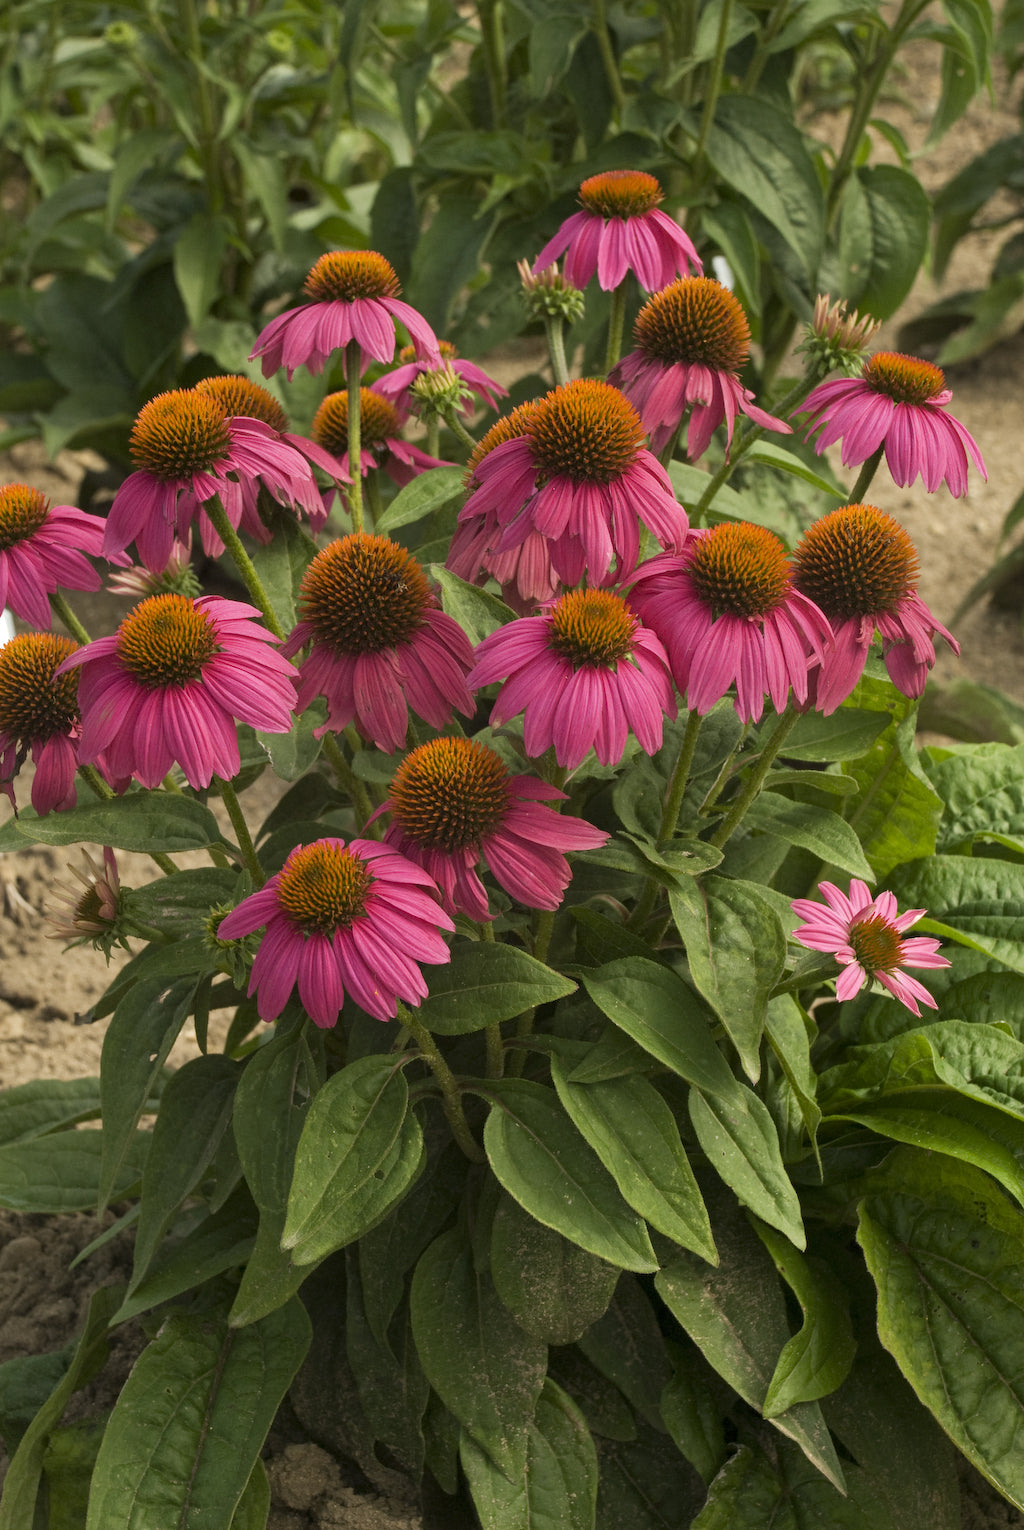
[837,166,930,319]
[430,564,515,643]
[689,1087,805,1249]
[0,1078,102,1145]
[173,211,229,330]
[3,793,223,853]
[753,1221,856,1416]
[417,943,576,1034]
[374,465,465,534]
[490,1192,619,1345]
[459,1379,598,1530]
[742,794,874,880]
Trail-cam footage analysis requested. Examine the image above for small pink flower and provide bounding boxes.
[792,504,958,712]
[791,878,950,1016]
[469,588,676,769]
[375,340,508,418]
[104,388,325,573]
[251,250,440,380]
[380,736,609,922]
[0,484,106,629]
[311,387,451,495]
[626,524,832,723]
[282,534,475,753]
[609,278,790,459]
[0,631,84,814]
[217,838,454,1026]
[60,593,297,790]
[448,380,688,609]
[533,170,701,292]
[796,351,986,497]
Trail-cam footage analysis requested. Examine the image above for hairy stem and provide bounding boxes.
[399,1005,485,1163]
[710,709,799,849]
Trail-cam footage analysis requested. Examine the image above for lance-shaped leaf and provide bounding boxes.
[689,1086,805,1250]
[0,1078,102,1145]
[459,1380,598,1530]
[0,791,223,853]
[0,1130,148,1213]
[490,1193,619,1345]
[751,1220,856,1416]
[416,944,576,1034]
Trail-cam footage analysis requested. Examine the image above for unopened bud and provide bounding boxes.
[518,260,586,324]
[800,294,881,376]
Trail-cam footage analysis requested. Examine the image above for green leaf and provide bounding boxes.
[257,698,325,781]
[887,854,1024,974]
[480,1080,659,1273]
[129,867,241,934]
[375,465,465,534]
[346,1253,429,1476]
[233,136,287,251]
[840,681,942,879]
[490,1192,619,1345]
[410,1226,547,1479]
[1,792,223,853]
[85,1301,310,1530]
[742,794,874,881]
[106,128,179,229]
[688,1087,806,1249]
[752,1221,856,1416]
[660,1340,726,1484]
[249,513,318,633]
[0,1130,148,1213]
[230,1458,271,1530]
[744,441,842,496]
[0,1078,102,1145]
[837,165,930,319]
[282,1055,424,1265]
[693,1440,884,1530]
[459,1379,598,1530]
[417,943,576,1034]
[781,706,890,762]
[765,996,822,1163]
[429,564,515,643]
[924,741,1024,851]
[406,190,495,331]
[113,1193,256,1325]
[669,877,787,1080]
[576,1274,672,1430]
[858,1150,1024,1510]
[173,211,230,331]
[550,1057,717,1264]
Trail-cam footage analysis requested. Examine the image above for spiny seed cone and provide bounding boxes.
[277,842,373,933]
[548,589,637,667]
[390,736,511,850]
[792,505,918,620]
[304,250,400,303]
[195,375,289,433]
[311,389,401,455]
[863,351,944,405]
[578,170,663,218]
[116,594,219,689]
[688,523,793,619]
[0,485,50,550]
[298,535,431,654]
[529,380,645,484]
[466,402,540,480]
[850,913,903,973]
[0,633,79,738]
[130,391,232,480]
[634,277,750,372]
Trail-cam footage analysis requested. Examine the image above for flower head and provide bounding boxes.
[447,380,688,607]
[380,736,608,922]
[532,170,702,292]
[104,388,325,572]
[609,278,791,458]
[791,879,950,1015]
[796,351,986,497]
[194,373,349,496]
[216,837,454,1026]
[250,250,440,380]
[469,588,676,769]
[792,504,958,711]
[282,534,475,752]
[0,631,83,814]
[60,594,297,789]
[311,387,450,490]
[375,340,508,419]
[0,484,106,628]
[47,847,124,952]
[626,524,832,722]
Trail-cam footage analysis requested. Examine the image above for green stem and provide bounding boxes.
[442,408,479,457]
[694,0,734,170]
[320,731,375,829]
[176,0,224,215]
[604,283,628,376]
[476,0,507,127]
[485,1023,504,1080]
[742,0,792,92]
[710,709,799,849]
[217,777,264,885]
[544,315,570,387]
[203,497,285,639]
[426,418,440,458]
[848,445,885,505]
[345,341,365,534]
[49,592,91,646]
[698,730,747,817]
[399,1005,485,1163]
[628,711,703,930]
[591,0,625,119]
[364,468,383,529]
[694,371,816,519]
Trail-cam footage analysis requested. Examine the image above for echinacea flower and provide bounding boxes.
[380,736,609,922]
[609,277,790,458]
[0,631,84,814]
[792,503,958,712]
[311,387,450,491]
[791,878,949,1015]
[625,523,833,723]
[216,837,454,1026]
[282,534,475,752]
[47,846,123,949]
[447,380,688,607]
[469,588,676,769]
[796,351,986,497]
[374,340,508,418]
[532,170,702,292]
[250,250,440,381]
[104,388,326,573]
[0,484,106,629]
[60,593,297,790]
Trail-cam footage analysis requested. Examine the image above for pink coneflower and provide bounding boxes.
[250,250,440,380]
[0,632,83,815]
[791,879,949,1016]
[796,351,986,497]
[447,380,688,608]
[216,837,454,1026]
[532,170,702,292]
[60,594,297,790]
[374,340,507,418]
[47,847,122,948]
[792,504,958,712]
[311,387,450,491]
[0,484,106,629]
[282,534,475,752]
[380,736,608,922]
[625,524,833,723]
[104,389,326,573]
[469,588,676,769]
[609,278,790,458]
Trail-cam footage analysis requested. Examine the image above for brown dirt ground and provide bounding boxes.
[2,23,1024,1530]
